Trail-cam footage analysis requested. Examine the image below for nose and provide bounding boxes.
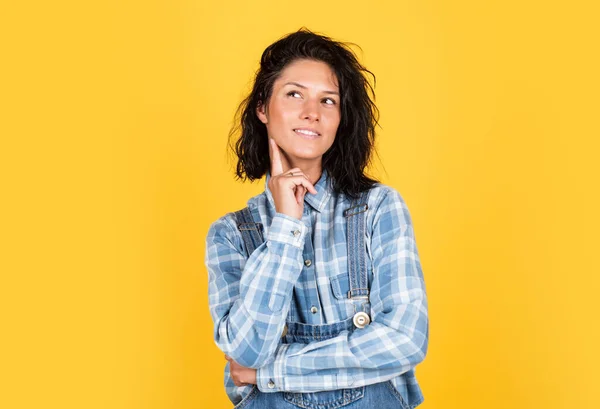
[300,98,320,122]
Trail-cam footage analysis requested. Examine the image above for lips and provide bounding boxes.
[293,128,321,137]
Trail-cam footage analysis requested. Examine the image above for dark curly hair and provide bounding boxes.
[228,28,380,198]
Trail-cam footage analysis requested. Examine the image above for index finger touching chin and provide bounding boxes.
[269,138,284,176]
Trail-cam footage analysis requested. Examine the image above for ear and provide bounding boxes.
[256,101,268,124]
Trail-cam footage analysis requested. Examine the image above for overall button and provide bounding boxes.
[353,312,371,328]
[267,380,275,389]
[292,230,301,237]
[310,306,318,314]
[304,259,312,267]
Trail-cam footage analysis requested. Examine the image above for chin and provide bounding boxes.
[288,149,325,161]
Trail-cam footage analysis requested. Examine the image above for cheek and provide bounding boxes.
[323,111,341,134]
[268,99,298,125]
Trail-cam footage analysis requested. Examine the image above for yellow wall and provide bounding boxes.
[1,1,599,408]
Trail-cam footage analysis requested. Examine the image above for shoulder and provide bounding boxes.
[206,191,266,244]
[364,183,414,227]
[366,183,410,212]
[205,211,238,251]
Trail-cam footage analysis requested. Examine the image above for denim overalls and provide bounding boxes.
[229,190,412,409]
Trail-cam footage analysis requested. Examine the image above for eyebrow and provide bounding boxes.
[284,82,339,96]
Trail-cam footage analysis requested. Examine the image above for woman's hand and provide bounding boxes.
[268,138,317,220]
[225,355,257,387]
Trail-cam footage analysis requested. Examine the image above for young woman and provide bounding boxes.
[205,29,429,409]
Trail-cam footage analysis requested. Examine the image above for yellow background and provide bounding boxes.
[1,1,599,408]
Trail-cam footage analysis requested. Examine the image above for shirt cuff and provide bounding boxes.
[266,213,307,249]
[256,343,290,392]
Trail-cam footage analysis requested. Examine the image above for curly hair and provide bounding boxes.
[228,28,380,198]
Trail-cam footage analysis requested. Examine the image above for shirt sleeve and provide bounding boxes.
[205,211,308,368]
[256,189,429,392]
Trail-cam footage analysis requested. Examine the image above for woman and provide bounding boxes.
[205,29,429,409]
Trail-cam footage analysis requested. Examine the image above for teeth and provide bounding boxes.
[295,129,318,136]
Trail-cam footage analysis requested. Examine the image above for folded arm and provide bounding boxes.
[256,189,429,392]
[206,212,307,368]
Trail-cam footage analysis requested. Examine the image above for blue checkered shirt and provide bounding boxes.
[205,169,429,406]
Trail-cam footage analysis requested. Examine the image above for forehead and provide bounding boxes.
[275,59,339,89]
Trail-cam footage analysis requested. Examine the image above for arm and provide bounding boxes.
[205,212,307,368]
[256,188,429,392]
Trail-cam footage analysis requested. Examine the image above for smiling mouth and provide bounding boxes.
[293,129,321,137]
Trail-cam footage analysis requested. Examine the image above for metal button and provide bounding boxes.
[267,380,275,389]
[292,230,300,237]
[281,324,287,337]
[353,312,371,328]
[304,259,312,267]
[310,306,318,314]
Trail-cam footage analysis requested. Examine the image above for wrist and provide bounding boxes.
[267,213,307,248]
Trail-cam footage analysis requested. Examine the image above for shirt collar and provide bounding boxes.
[265,168,332,213]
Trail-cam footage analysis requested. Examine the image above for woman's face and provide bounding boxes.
[257,59,341,168]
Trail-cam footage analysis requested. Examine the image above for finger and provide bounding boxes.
[295,185,306,204]
[283,177,317,195]
[269,138,284,176]
[289,178,317,195]
[285,168,310,180]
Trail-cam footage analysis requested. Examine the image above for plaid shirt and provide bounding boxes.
[205,169,429,406]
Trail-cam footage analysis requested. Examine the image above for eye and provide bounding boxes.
[322,98,337,105]
[287,91,302,98]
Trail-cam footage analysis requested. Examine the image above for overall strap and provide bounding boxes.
[233,206,265,257]
[234,205,291,337]
[343,190,371,300]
